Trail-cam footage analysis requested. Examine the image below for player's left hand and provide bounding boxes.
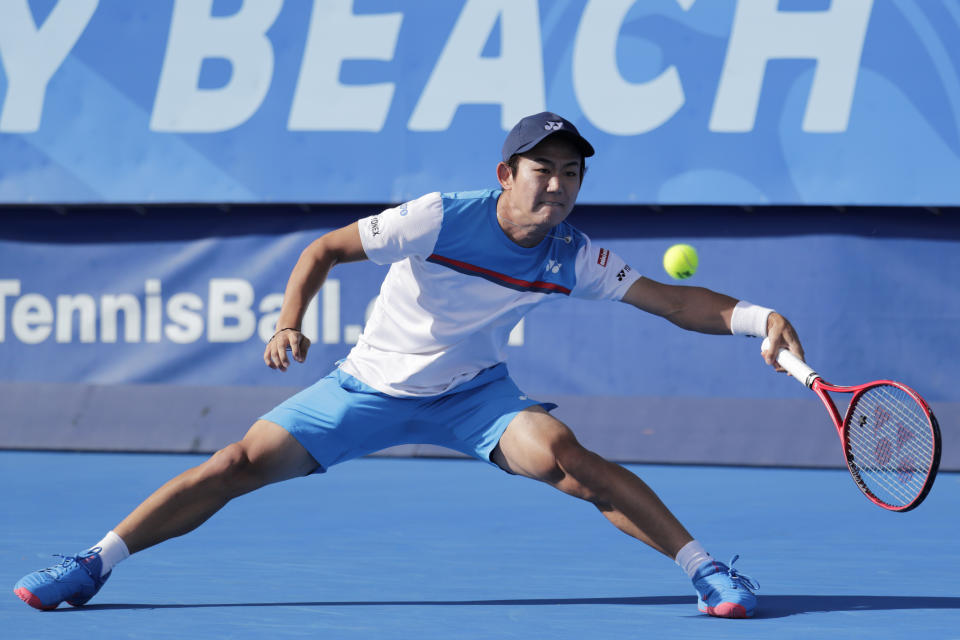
[264,328,311,371]
[762,312,804,373]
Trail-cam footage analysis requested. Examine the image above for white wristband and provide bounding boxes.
[730,301,773,338]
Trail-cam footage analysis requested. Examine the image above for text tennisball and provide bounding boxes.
[663,244,698,280]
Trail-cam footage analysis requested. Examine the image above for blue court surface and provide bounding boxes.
[3,450,958,639]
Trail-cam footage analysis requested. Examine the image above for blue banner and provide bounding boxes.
[2,207,958,406]
[1,0,960,206]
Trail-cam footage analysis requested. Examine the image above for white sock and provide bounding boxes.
[675,540,713,578]
[88,531,130,577]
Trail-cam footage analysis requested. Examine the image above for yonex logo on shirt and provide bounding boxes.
[546,259,562,274]
[370,215,381,236]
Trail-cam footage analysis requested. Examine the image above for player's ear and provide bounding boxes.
[496,161,514,190]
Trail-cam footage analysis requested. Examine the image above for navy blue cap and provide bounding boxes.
[501,112,595,162]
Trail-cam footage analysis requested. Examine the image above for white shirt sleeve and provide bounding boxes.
[358,192,444,265]
[571,236,641,300]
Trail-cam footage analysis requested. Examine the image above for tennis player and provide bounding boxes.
[14,112,803,618]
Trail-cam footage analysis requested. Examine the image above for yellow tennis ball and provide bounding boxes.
[663,244,698,280]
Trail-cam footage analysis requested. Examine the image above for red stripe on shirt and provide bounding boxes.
[427,254,571,295]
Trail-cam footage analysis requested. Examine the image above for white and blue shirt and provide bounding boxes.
[341,189,640,397]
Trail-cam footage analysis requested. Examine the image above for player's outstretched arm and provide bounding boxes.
[620,276,738,333]
[620,276,804,371]
[264,222,368,371]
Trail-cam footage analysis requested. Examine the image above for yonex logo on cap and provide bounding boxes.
[544,121,563,131]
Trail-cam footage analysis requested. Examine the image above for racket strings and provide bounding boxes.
[845,385,934,508]
[849,398,934,469]
[848,394,932,475]
[848,431,926,507]
[853,397,934,462]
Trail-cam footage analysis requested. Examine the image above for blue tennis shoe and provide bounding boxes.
[691,555,758,618]
[14,548,110,610]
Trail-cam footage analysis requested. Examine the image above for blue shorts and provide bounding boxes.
[260,364,555,473]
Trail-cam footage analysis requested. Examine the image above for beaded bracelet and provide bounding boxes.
[270,327,300,342]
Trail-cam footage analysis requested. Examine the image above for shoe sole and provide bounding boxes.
[699,602,752,618]
[14,587,59,611]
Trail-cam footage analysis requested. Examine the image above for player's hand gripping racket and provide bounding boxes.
[762,338,941,511]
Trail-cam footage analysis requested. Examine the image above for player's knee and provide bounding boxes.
[552,434,590,476]
[199,442,262,495]
[551,437,605,502]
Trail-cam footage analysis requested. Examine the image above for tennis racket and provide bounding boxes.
[761,338,941,512]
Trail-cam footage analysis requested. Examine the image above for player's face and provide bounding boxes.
[499,137,583,229]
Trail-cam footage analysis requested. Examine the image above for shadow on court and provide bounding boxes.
[756,595,960,619]
[50,596,690,611]
[48,595,960,618]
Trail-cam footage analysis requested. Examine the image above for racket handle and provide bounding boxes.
[761,337,819,388]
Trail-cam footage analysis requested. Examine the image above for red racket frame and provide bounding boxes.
[808,377,940,511]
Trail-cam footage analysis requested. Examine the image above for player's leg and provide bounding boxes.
[14,420,318,610]
[491,406,758,618]
[115,419,318,553]
[491,406,691,556]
